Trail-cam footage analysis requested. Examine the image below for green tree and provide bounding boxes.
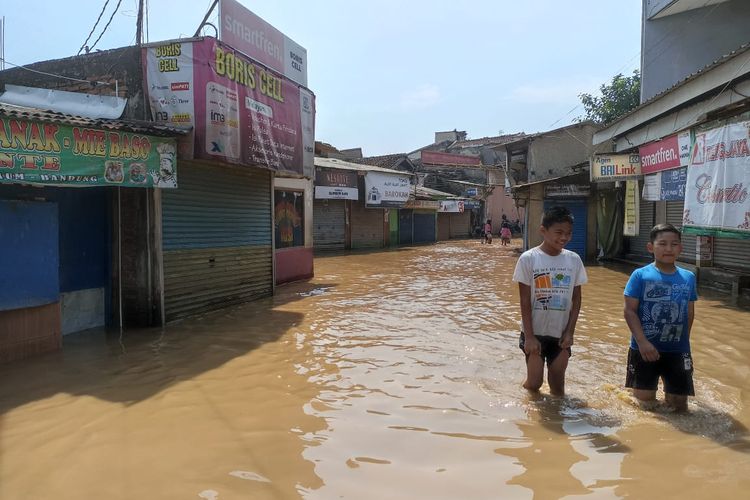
[579,70,641,125]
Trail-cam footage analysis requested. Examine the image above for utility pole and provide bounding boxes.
[136,0,144,45]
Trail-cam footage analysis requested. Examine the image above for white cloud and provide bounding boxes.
[509,77,605,105]
[400,84,441,110]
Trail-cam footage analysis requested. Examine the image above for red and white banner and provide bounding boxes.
[638,131,691,174]
[421,151,481,166]
[684,122,750,238]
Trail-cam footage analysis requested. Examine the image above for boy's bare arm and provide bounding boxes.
[518,283,540,355]
[624,296,659,361]
[687,301,695,333]
[560,285,581,348]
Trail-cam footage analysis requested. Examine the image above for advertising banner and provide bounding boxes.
[0,116,177,188]
[684,122,750,238]
[404,200,439,210]
[591,154,641,182]
[642,173,661,201]
[544,184,591,198]
[314,168,358,200]
[623,180,640,236]
[274,189,304,248]
[660,166,687,201]
[639,134,681,174]
[218,0,308,87]
[364,171,411,208]
[439,200,465,213]
[144,37,315,177]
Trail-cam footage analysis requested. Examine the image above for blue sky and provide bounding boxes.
[3,1,642,155]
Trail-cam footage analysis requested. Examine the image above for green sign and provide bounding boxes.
[0,117,178,188]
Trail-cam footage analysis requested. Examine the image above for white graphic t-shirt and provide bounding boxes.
[512,247,588,338]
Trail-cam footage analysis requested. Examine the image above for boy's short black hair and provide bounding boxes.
[541,206,574,228]
[650,223,681,242]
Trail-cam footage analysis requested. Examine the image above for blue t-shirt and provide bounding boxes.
[623,263,698,353]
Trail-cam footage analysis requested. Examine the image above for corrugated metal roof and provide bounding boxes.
[314,156,415,175]
[0,103,190,137]
[601,42,750,134]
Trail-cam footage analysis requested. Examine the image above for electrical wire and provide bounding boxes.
[78,0,111,55]
[88,0,124,52]
[0,56,112,86]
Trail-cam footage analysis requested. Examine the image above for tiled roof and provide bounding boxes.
[349,153,411,169]
[0,103,189,136]
[453,133,527,147]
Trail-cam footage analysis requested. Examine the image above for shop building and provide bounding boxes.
[593,0,750,299]
[0,104,184,363]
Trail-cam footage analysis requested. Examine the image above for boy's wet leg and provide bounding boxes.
[632,389,658,410]
[523,354,544,392]
[547,350,570,396]
[665,393,688,412]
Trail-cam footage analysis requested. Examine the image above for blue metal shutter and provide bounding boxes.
[399,209,413,245]
[544,199,587,260]
[162,163,272,321]
[413,211,436,243]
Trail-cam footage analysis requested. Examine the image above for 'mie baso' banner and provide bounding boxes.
[683,121,750,238]
[144,37,315,177]
[364,171,411,208]
[0,116,177,188]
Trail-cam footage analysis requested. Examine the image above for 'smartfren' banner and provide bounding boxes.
[144,37,315,176]
[0,116,178,188]
[683,121,750,238]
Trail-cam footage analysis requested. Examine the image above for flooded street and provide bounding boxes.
[1,240,749,499]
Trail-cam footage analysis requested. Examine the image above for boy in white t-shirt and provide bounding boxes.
[512,206,588,396]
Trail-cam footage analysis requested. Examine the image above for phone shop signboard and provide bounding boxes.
[144,37,315,177]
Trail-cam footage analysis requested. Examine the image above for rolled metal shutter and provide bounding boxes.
[413,211,436,243]
[162,163,272,321]
[437,213,450,241]
[399,209,413,245]
[666,200,695,264]
[351,204,383,249]
[713,237,750,270]
[313,199,346,251]
[629,200,654,258]
[449,212,470,238]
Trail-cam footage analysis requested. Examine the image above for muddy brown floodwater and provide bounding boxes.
[1,240,749,499]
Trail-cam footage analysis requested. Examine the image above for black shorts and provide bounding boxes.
[519,332,571,366]
[625,348,695,396]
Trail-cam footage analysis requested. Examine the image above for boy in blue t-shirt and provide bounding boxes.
[623,223,698,412]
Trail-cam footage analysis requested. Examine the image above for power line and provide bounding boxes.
[0,56,113,86]
[546,0,720,129]
[88,0,124,52]
[78,0,111,55]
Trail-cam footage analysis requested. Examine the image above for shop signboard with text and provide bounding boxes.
[314,168,358,200]
[684,121,750,238]
[439,200,465,213]
[364,171,411,208]
[590,154,642,182]
[0,116,177,188]
[218,0,308,87]
[144,37,315,177]
[638,131,691,174]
